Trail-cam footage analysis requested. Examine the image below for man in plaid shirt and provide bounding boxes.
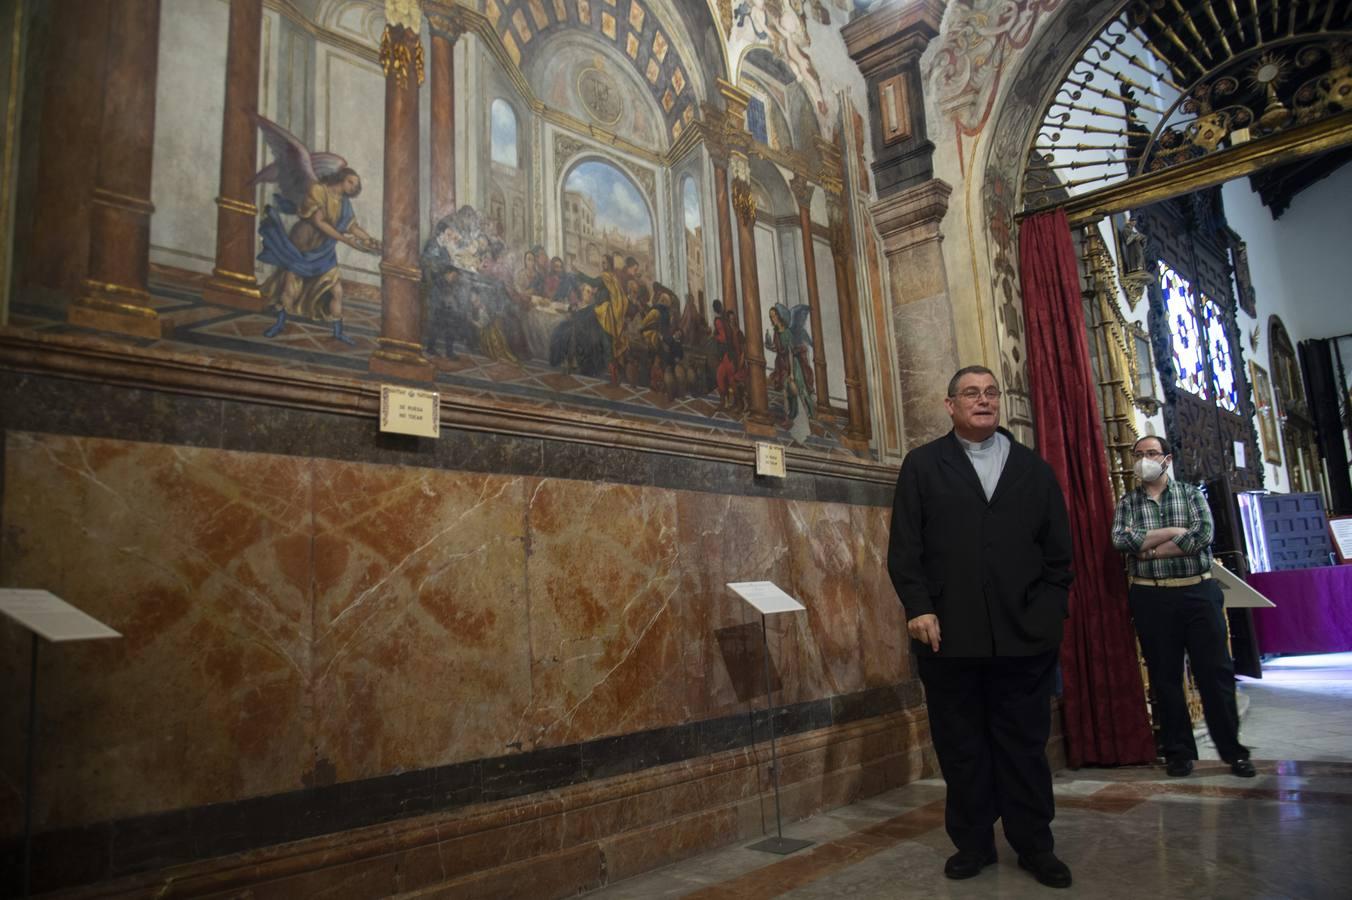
[1111,435,1255,778]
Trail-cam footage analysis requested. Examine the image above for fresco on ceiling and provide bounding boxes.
[11,0,876,450]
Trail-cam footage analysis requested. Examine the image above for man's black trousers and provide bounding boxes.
[917,648,1058,856]
[1129,578,1247,763]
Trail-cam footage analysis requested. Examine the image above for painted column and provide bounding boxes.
[731,156,774,434]
[828,194,870,450]
[370,15,433,382]
[790,174,833,416]
[202,0,264,311]
[427,13,463,223]
[67,0,163,339]
[710,154,738,316]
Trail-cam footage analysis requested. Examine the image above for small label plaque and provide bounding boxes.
[755,442,786,478]
[380,385,441,438]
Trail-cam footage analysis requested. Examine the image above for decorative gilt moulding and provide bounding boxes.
[0,330,897,484]
[1029,112,1352,227]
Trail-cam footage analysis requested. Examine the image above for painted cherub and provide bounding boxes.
[252,115,381,345]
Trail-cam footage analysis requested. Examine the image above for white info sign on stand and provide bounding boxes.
[726,581,812,856]
[1212,562,1277,609]
[0,590,120,897]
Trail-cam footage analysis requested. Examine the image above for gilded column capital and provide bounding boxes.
[380,23,425,88]
[385,0,422,30]
[731,177,757,229]
[789,174,816,210]
[426,12,467,44]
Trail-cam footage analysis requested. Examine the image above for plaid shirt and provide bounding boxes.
[1111,477,1214,578]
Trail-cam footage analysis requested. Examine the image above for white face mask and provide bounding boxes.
[1133,457,1167,483]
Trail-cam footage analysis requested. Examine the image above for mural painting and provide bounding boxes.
[10,0,884,454]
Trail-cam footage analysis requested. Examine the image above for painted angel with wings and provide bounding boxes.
[252,115,380,345]
[767,302,817,424]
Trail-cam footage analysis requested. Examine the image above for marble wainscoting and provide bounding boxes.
[0,430,931,896]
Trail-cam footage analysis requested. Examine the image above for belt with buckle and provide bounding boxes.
[1128,571,1212,588]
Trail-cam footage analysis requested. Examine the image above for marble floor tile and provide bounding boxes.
[584,652,1352,900]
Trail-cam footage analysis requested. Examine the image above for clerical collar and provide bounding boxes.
[957,433,1000,451]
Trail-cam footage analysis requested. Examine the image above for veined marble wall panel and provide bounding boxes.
[0,431,905,835]
[521,478,689,747]
[0,432,314,830]
[149,0,229,274]
[309,461,532,780]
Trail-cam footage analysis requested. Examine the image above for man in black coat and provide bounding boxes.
[887,365,1074,889]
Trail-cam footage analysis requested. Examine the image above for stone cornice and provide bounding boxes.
[0,329,899,483]
[843,0,946,75]
[870,177,952,252]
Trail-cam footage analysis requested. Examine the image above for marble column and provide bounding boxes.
[828,196,871,451]
[870,178,957,450]
[202,0,264,311]
[731,161,774,435]
[790,174,833,417]
[710,155,738,318]
[427,15,462,223]
[67,0,163,339]
[370,22,433,383]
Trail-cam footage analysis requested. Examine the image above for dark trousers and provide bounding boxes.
[917,649,1058,856]
[1129,578,1247,763]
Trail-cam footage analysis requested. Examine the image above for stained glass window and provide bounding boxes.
[1203,296,1238,412]
[747,97,769,145]
[1159,260,1207,399]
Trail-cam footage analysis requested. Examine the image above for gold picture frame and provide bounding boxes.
[1249,361,1282,465]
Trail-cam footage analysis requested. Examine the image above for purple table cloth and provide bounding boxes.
[1249,567,1352,655]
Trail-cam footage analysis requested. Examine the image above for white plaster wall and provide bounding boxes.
[777,228,804,308]
[150,0,229,274]
[1223,166,1352,344]
[815,238,846,404]
[754,223,782,336]
[315,46,385,283]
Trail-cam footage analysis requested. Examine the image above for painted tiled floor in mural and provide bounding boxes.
[584,653,1352,899]
[14,273,863,457]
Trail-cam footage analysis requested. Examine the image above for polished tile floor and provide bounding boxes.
[588,653,1352,899]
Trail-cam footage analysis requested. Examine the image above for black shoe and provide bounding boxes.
[1165,757,1194,777]
[1229,758,1257,778]
[944,848,997,880]
[1018,851,1072,889]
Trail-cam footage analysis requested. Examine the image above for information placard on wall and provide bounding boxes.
[380,386,440,438]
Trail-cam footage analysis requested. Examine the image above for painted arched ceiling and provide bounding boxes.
[481,0,706,144]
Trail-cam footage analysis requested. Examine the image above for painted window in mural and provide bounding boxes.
[1160,260,1207,399]
[682,177,704,310]
[562,161,653,277]
[1202,296,1238,412]
[747,97,769,145]
[491,99,519,168]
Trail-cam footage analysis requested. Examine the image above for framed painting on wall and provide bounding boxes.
[1250,361,1282,465]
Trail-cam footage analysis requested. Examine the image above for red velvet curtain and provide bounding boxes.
[1019,209,1156,767]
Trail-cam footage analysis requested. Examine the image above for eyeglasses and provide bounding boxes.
[1131,450,1166,460]
[954,387,1002,402]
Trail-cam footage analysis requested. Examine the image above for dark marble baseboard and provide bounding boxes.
[0,371,895,507]
[0,681,924,895]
